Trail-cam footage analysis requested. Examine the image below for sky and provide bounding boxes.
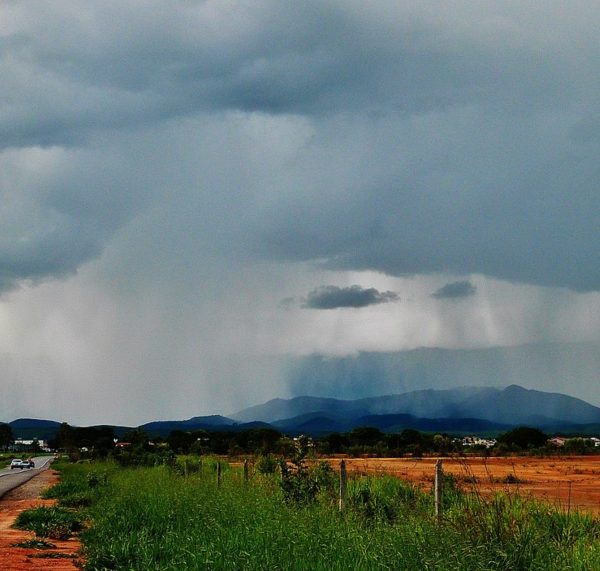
[1,1,599,425]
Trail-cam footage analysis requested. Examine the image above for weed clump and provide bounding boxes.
[11,538,56,550]
[27,552,78,559]
[43,470,106,508]
[501,473,523,484]
[350,485,398,524]
[86,471,107,488]
[14,506,84,540]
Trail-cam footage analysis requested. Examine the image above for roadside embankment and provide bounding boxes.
[0,469,82,570]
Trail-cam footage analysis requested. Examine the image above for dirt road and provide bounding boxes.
[0,469,82,570]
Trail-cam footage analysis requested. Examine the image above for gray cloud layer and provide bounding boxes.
[303,285,399,309]
[1,2,599,293]
[432,280,477,300]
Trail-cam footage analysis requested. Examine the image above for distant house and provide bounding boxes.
[549,436,600,448]
[548,437,566,447]
[293,435,315,448]
[11,438,50,451]
[462,436,496,449]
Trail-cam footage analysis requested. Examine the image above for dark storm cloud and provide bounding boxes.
[303,285,399,309]
[1,2,592,149]
[432,281,477,300]
[257,107,600,290]
[1,2,600,292]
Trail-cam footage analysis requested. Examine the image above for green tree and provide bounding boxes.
[167,430,194,454]
[563,438,592,454]
[121,429,150,449]
[349,426,385,447]
[0,423,13,450]
[498,426,548,449]
[322,432,350,453]
[53,422,75,450]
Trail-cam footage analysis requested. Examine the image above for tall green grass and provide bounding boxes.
[49,460,598,571]
[14,506,84,540]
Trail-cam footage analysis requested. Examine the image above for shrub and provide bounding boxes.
[279,436,321,506]
[256,454,278,475]
[501,473,523,485]
[312,460,337,495]
[279,460,319,506]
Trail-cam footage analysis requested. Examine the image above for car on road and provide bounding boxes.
[9,458,34,469]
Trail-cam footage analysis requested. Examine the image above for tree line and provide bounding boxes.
[35,421,599,462]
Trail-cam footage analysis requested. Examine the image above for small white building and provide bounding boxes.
[548,437,566,447]
[12,438,50,451]
[462,436,497,449]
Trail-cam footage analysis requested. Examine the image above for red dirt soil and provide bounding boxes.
[0,469,83,570]
[328,455,600,516]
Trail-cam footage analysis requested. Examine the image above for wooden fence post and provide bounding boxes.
[183,459,188,478]
[217,461,222,487]
[339,459,347,512]
[434,459,443,524]
[243,459,249,483]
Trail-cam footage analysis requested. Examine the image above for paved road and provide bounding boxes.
[0,456,54,499]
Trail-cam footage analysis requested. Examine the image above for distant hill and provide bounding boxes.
[285,344,600,409]
[273,412,351,434]
[272,411,510,436]
[4,415,271,441]
[233,385,600,428]
[6,385,600,440]
[140,415,235,436]
[233,396,372,423]
[9,418,62,429]
[8,418,62,440]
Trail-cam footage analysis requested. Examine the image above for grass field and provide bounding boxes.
[35,458,600,570]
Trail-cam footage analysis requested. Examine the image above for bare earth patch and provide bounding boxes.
[0,469,83,570]
[327,455,600,515]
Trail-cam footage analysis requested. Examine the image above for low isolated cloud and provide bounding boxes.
[432,280,477,300]
[303,285,399,309]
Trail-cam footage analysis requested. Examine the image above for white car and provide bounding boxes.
[9,458,34,469]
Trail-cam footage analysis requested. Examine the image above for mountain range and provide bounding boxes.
[232,385,600,425]
[5,385,600,439]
